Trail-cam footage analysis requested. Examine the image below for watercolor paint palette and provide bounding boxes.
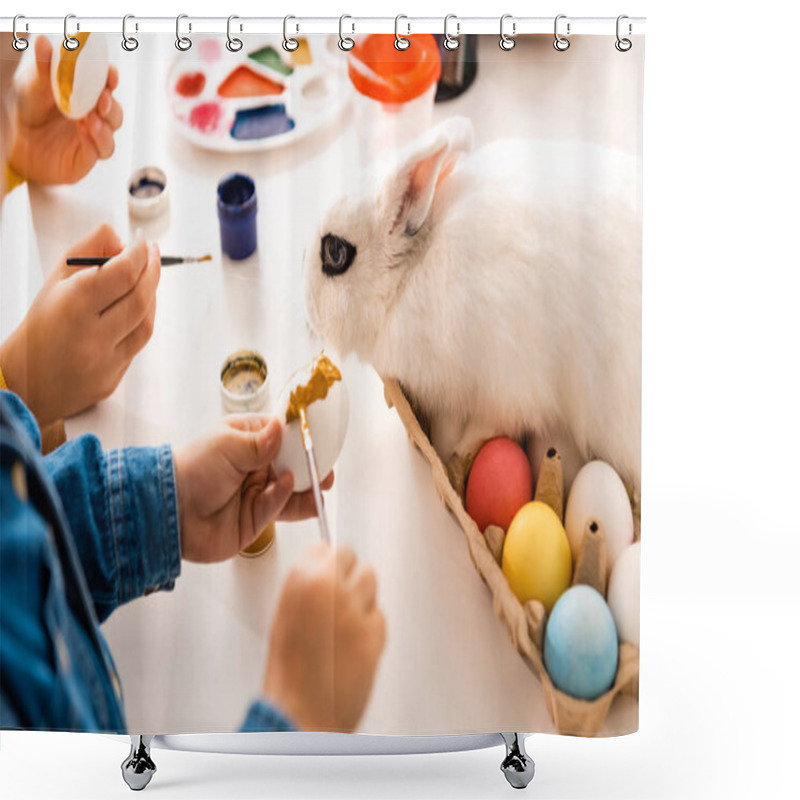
[167,36,350,152]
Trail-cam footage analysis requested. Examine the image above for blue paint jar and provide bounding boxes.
[217,173,258,260]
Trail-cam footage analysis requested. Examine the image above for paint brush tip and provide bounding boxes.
[198,254,212,262]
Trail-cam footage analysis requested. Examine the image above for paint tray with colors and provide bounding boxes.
[167,35,350,152]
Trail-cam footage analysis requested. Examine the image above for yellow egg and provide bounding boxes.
[50,33,109,120]
[502,501,573,613]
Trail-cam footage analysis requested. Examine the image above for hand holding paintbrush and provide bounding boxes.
[0,225,160,425]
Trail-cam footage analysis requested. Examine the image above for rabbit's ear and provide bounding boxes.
[389,117,473,236]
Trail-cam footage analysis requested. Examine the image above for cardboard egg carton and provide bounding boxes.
[383,378,640,736]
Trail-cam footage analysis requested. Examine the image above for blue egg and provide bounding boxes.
[543,585,619,700]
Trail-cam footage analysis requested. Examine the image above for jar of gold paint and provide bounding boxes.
[239,522,276,557]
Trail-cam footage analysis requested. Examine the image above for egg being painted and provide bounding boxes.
[565,461,634,576]
[50,33,109,120]
[272,354,349,493]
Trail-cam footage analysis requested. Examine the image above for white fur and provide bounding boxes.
[305,118,642,491]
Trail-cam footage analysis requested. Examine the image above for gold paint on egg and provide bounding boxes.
[285,353,341,424]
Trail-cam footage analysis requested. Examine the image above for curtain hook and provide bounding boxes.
[175,14,192,51]
[12,15,29,51]
[226,15,243,52]
[554,14,571,51]
[338,14,355,51]
[283,15,299,52]
[63,14,80,51]
[443,14,460,51]
[499,14,515,51]
[395,15,410,51]
[615,15,632,52]
[121,14,139,52]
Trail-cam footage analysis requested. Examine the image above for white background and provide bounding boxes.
[1,1,799,799]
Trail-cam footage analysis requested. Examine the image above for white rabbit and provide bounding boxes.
[304,117,641,493]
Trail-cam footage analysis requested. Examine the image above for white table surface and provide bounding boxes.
[6,34,641,735]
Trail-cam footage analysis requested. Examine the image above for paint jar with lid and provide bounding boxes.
[217,173,258,261]
[347,34,441,165]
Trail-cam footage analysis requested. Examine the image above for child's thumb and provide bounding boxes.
[34,36,53,82]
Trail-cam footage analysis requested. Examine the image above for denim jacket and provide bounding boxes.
[0,391,293,734]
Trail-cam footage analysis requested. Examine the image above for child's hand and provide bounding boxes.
[174,416,334,563]
[0,224,160,426]
[7,36,123,185]
[262,543,386,732]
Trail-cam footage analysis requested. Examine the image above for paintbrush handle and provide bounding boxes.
[67,256,186,267]
[298,406,332,545]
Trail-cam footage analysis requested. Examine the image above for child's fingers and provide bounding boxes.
[84,111,115,160]
[249,472,294,538]
[106,64,119,91]
[34,36,52,82]
[64,223,124,264]
[115,296,156,361]
[81,230,149,311]
[101,242,161,342]
[96,90,123,132]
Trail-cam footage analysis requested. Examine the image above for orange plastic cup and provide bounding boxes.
[347,35,442,161]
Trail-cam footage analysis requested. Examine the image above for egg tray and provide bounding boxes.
[383,377,640,736]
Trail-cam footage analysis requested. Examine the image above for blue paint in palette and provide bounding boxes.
[230,104,295,141]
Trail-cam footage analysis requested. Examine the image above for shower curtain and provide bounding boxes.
[0,27,643,739]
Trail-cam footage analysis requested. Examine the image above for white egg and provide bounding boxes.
[272,363,349,493]
[607,541,641,647]
[564,460,634,575]
[50,33,109,120]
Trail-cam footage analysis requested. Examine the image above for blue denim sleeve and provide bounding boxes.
[239,698,296,732]
[45,437,181,624]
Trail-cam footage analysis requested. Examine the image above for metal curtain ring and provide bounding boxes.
[499,14,515,51]
[282,15,299,52]
[554,14,570,51]
[338,14,355,51]
[615,14,632,51]
[226,15,243,52]
[175,14,192,51]
[63,14,80,51]
[12,15,29,51]
[121,14,138,51]
[395,15,410,51]
[443,14,460,51]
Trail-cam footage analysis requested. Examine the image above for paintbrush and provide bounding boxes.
[66,255,212,267]
[297,406,332,545]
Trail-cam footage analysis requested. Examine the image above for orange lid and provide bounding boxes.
[348,34,442,104]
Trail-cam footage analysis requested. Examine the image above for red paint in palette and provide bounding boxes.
[189,102,223,133]
[176,72,206,97]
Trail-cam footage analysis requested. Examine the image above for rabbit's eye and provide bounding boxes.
[321,234,356,277]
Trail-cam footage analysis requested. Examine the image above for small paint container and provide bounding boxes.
[239,522,276,558]
[217,173,258,261]
[128,167,169,219]
[220,349,269,412]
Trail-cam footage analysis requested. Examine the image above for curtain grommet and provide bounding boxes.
[63,14,80,51]
[395,15,411,51]
[282,15,299,52]
[338,14,355,51]
[12,15,29,51]
[443,14,460,51]
[499,14,516,51]
[615,15,633,52]
[175,14,192,52]
[554,15,571,51]
[226,15,243,52]
[121,14,139,52]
